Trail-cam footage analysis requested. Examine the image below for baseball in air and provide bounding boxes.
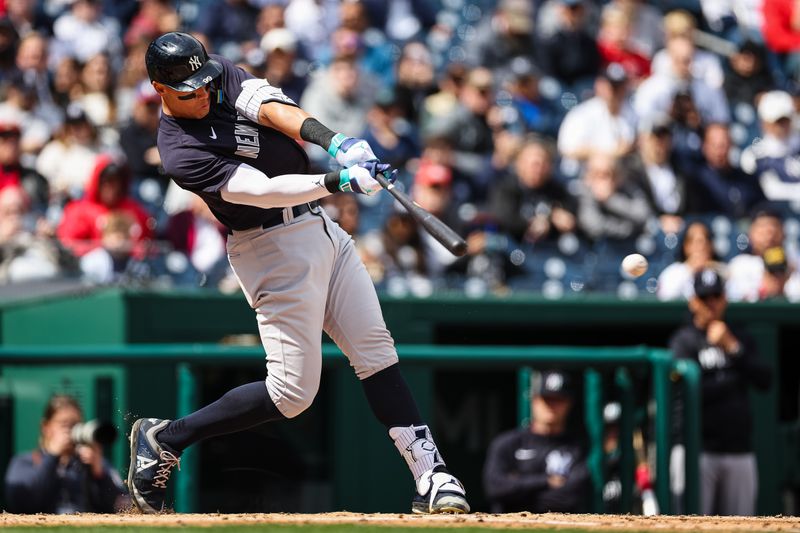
[622,254,648,278]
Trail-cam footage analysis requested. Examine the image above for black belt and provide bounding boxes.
[228,201,319,234]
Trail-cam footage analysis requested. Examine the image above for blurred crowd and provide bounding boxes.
[1,0,800,301]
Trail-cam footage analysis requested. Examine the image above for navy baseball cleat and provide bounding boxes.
[128,418,180,513]
[412,467,470,514]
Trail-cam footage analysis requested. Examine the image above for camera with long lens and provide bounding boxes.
[70,420,118,447]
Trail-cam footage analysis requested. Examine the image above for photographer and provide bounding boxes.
[4,395,127,513]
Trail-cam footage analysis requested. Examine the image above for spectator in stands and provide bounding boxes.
[120,80,161,185]
[359,209,432,295]
[4,394,127,513]
[0,118,47,212]
[36,103,107,204]
[466,0,538,75]
[255,3,287,39]
[489,138,576,243]
[193,0,259,59]
[300,55,378,168]
[284,0,338,63]
[596,5,650,83]
[1,0,51,38]
[357,0,437,43]
[537,0,601,90]
[0,184,74,284]
[321,0,393,87]
[723,40,774,113]
[0,70,53,155]
[78,210,137,284]
[75,52,115,128]
[410,160,463,277]
[483,369,590,513]
[320,192,360,236]
[392,41,436,123]
[259,28,306,106]
[730,242,800,302]
[502,57,560,139]
[752,245,800,301]
[762,0,800,79]
[602,0,663,59]
[423,67,495,189]
[670,268,772,516]
[557,63,636,162]
[123,0,179,49]
[420,63,466,133]
[651,11,724,91]
[576,153,652,241]
[51,55,81,109]
[164,193,229,283]
[657,222,722,301]
[623,114,686,234]
[0,19,19,86]
[15,32,59,120]
[685,124,765,218]
[57,154,153,258]
[51,0,123,68]
[667,88,704,159]
[740,91,800,203]
[361,88,419,172]
[634,36,730,126]
[727,206,791,301]
[0,121,22,192]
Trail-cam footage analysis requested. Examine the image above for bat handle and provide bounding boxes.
[373,171,392,190]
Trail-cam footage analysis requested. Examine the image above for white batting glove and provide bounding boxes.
[328,133,377,167]
[338,161,396,195]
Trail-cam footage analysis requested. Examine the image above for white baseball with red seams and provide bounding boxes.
[622,254,649,278]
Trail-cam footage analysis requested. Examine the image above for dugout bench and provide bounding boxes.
[0,344,699,514]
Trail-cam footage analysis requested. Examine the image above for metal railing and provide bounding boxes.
[0,344,700,514]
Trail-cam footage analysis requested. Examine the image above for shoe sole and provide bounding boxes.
[127,419,158,514]
[412,493,470,514]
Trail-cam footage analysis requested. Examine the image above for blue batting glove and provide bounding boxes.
[328,133,378,167]
[338,161,394,195]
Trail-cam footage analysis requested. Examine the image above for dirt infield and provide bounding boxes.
[1,512,799,531]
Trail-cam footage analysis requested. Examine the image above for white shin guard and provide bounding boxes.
[390,424,445,481]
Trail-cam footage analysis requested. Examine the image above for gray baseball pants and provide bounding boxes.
[700,452,758,516]
[227,207,399,418]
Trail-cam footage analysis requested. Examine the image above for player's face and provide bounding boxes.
[153,82,212,119]
[532,394,572,425]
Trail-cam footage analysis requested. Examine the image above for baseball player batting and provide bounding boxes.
[127,32,469,515]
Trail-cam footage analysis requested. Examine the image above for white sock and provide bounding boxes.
[389,424,446,481]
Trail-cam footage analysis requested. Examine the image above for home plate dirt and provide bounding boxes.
[1,513,799,531]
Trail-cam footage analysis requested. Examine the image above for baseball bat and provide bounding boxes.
[373,173,468,257]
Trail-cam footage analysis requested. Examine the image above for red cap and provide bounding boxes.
[414,161,452,187]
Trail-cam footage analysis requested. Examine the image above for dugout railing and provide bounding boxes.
[0,344,699,515]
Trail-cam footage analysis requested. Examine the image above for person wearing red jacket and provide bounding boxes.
[57,154,154,258]
[763,0,800,53]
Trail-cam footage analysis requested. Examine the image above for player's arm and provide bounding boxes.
[220,162,394,208]
[234,79,379,166]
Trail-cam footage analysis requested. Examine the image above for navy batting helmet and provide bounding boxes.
[145,32,222,92]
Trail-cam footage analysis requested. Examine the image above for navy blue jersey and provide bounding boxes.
[158,55,310,231]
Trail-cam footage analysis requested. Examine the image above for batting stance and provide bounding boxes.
[127,32,469,515]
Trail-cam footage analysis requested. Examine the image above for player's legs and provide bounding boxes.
[130,215,333,513]
[717,453,757,516]
[320,212,469,513]
[235,224,333,417]
[699,452,721,515]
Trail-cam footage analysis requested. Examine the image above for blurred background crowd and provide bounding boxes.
[1,0,800,301]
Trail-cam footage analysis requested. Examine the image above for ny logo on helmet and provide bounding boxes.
[189,55,202,71]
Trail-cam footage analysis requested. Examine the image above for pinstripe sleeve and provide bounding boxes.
[234,78,297,124]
